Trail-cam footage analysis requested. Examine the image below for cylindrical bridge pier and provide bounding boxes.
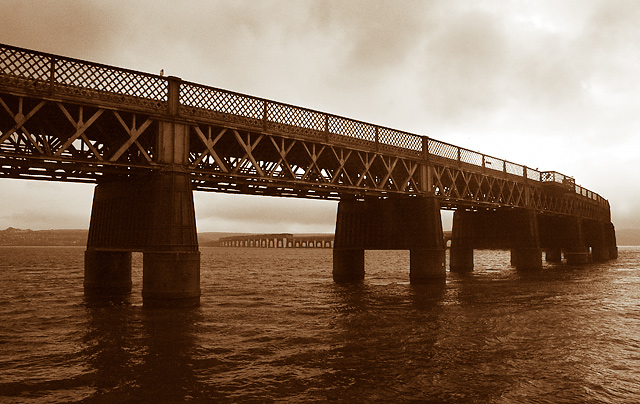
[448,208,619,272]
[449,208,543,272]
[84,171,201,307]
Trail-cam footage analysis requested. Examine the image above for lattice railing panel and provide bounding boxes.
[484,155,504,172]
[181,83,263,127]
[268,102,325,133]
[505,161,523,176]
[527,168,541,181]
[0,46,51,90]
[54,59,167,103]
[378,128,421,151]
[460,149,483,166]
[329,116,376,142]
[428,139,458,160]
[182,83,263,118]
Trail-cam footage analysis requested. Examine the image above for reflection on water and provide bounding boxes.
[0,246,639,403]
[83,304,204,402]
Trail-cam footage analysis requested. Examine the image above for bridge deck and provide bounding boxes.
[0,43,609,221]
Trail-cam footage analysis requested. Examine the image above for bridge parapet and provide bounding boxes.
[0,43,168,113]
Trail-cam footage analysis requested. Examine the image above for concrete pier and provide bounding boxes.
[332,249,365,283]
[142,251,200,307]
[538,214,619,266]
[84,250,132,296]
[449,210,474,272]
[590,221,610,262]
[545,248,563,263]
[606,222,618,259]
[449,208,542,271]
[142,171,200,307]
[84,171,201,307]
[565,248,591,265]
[564,217,590,265]
[333,196,445,284]
[511,248,543,271]
[409,248,446,283]
[450,247,474,273]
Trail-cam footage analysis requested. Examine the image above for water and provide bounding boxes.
[1,246,639,403]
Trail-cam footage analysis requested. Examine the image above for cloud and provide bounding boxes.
[0,0,126,61]
[309,0,433,71]
[0,180,93,229]
[194,193,338,233]
[0,0,638,231]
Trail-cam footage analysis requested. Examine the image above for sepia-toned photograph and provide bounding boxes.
[1,1,639,402]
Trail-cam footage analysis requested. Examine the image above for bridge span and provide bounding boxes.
[218,234,333,249]
[0,44,617,306]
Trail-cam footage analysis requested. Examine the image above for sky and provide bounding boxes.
[1,0,639,232]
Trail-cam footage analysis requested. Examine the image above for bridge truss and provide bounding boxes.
[0,43,610,222]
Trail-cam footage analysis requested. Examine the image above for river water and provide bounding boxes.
[1,246,639,403]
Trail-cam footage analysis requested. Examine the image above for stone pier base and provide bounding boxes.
[450,247,473,273]
[142,251,201,307]
[565,248,591,265]
[84,171,200,307]
[511,248,543,271]
[409,248,446,283]
[332,249,365,283]
[84,249,132,296]
[545,248,562,263]
[333,196,444,284]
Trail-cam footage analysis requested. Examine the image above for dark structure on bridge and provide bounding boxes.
[0,44,617,306]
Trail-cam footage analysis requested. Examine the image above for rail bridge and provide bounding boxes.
[218,234,333,248]
[0,44,617,306]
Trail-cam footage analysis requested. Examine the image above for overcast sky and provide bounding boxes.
[1,0,639,232]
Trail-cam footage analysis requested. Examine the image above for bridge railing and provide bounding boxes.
[0,43,607,207]
[0,43,168,111]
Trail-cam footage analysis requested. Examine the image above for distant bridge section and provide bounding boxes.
[0,43,617,307]
[218,234,333,248]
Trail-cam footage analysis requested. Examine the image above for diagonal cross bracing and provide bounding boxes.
[0,42,612,221]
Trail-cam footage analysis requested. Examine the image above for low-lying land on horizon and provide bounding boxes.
[1,227,640,246]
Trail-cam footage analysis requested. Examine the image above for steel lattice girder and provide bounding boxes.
[187,123,425,199]
[0,93,608,220]
[0,94,160,181]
